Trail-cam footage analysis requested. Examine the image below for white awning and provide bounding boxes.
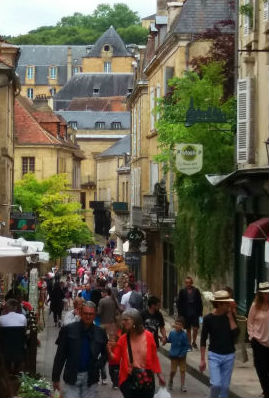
[68,247,85,254]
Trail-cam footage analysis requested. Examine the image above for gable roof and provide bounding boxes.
[98,134,130,157]
[53,73,134,111]
[86,26,131,57]
[16,45,88,85]
[172,0,235,35]
[56,110,130,130]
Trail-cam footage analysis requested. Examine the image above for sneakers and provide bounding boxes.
[192,342,198,350]
[187,346,193,352]
[181,385,187,392]
[101,379,108,385]
[168,381,173,391]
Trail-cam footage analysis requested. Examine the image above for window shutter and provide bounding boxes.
[243,0,250,35]
[156,84,161,121]
[150,87,155,130]
[137,104,141,157]
[133,107,137,156]
[150,162,159,194]
[237,78,255,164]
[136,167,141,207]
[264,0,269,21]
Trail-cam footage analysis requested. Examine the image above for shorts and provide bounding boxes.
[170,357,186,373]
[184,315,199,329]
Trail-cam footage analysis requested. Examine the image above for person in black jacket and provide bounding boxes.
[52,301,107,398]
[176,276,203,350]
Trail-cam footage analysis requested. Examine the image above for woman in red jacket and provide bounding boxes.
[107,308,165,398]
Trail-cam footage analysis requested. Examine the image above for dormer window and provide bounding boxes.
[95,122,105,129]
[111,122,121,130]
[128,88,133,94]
[27,66,34,79]
[93,88,100,95]
[73,66,80,75]
[104,45,110,52]
[68,121,77,130]
[49,66,57,79]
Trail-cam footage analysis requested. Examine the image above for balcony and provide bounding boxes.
[81,175,96,188]
[132,194,175,229]
[112,202,129,214]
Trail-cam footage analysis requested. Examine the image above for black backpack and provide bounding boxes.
[129,291,143,311]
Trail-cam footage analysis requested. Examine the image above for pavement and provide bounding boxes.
[161,312,261,398]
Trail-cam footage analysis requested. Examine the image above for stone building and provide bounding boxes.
[0,41,20,236]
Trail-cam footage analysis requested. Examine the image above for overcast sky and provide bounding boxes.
[1,0,156,36]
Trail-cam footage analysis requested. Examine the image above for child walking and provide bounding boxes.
[166,317,189,392]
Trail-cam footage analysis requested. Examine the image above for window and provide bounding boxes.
[27,88,34,99]
[68,121,78,129]
[150,87,155,130]
[27,66,34,79]
[58,157,66,173]
[122,182,125,201]
[104,62,112,73]
[50,88,56,96]
[93,88,100,95]
[104,45,110,52]
[111,122,121,129]
[49,66,57,79]
[80,192,86,209]
[150,162,159,194]
[22,157,35,175]
[73,66,80,74]
[95,122,105,129]
[126,181,128,202]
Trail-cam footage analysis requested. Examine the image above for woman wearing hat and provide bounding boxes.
[199,290,239,398]
[247,282,269,398]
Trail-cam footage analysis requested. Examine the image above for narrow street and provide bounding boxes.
[37,308,209,397]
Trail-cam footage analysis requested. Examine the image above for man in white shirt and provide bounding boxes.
[63,297,84,326]
[120,282,132,310]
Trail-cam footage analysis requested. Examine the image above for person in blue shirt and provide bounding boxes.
[166,317,189,392]
[82,283,91,302]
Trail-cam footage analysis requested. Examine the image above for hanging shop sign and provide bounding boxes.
[176,143,203,175]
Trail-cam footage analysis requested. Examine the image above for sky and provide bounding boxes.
[0,0,156,37]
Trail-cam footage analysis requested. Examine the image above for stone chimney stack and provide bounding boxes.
[167,1,184,32]
[67,47,72,81]
[157,0,168,15]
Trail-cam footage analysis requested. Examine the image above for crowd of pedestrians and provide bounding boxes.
[0,245,268,398]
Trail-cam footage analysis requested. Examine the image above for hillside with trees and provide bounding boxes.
[4,3,149,45]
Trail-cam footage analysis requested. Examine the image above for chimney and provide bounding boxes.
[33,95,50,112]
[157,0,168,16]
[167,2,184,32]
[67,47,72,81]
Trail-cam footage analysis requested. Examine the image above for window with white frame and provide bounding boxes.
[133,107,137,156]
[137,103,141,157]
[27,88,34,99]
[243,0,253,35]
[26,66,34,79]
[95,121,105,129]
[111,122,121,129]
[22,157,35,175]
[104,61,112,73]
[49,66,57,79]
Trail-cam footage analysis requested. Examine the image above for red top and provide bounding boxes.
[112,330,161,386]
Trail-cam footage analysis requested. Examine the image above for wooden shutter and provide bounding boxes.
[237,78,255,164]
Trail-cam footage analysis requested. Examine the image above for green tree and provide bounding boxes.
[14,174,94,260]
[156,62,235,285]
[8,3,145,45]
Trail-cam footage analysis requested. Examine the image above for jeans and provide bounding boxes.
[63,372,98,398]
[208,351,235,398]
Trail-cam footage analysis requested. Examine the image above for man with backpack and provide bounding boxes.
[141,296,167,348]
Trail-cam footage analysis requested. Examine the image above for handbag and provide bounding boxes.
[120,333,155,398]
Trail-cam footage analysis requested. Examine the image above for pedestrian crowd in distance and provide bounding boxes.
[0,243,268,398]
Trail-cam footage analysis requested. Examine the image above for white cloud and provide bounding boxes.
[0,0,156,36]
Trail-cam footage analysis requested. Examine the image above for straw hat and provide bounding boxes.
[210,290,234,302]
[258,281,269,293]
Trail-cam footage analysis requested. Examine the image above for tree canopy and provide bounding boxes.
[156,62,235,285]
[14,174,94,260]
[5,3,148,45]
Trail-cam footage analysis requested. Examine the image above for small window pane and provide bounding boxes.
[50,67,57,79]
[27,67,34,79]
[27,88,34,99]
[95,122,105,129]
[104,62,111,73]
[111,122,121,129]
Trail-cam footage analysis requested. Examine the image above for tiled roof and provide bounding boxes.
[53,73,134,111]
[16,45,88,85]
[56,110,130,130]
[98,134,130,157]
[67,96,128,111]
[172,0,235,35]
[86,26,131,58]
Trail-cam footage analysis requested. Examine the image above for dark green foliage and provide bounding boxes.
[157,63,235,285]
[7,3,147,45]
